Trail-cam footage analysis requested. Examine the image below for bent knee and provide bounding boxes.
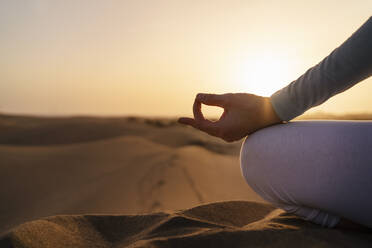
[239,127,285,205]
[239,124,306,206]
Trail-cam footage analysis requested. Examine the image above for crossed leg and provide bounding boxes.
[240,121,372,228]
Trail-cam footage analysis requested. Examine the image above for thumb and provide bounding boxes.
[196,93,227,107]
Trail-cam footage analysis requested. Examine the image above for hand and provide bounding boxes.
[178,93,282,142]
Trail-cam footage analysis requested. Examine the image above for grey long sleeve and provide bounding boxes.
[270,17,372,121]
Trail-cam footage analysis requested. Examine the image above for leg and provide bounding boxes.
[240,121,372,228]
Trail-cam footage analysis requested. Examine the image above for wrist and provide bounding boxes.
[263,97,283,126]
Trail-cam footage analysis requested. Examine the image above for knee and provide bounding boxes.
[239,125,297,206]
[239,133,263,189]
[239,128,280,204]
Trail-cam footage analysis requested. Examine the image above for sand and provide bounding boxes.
[0,114,371,247]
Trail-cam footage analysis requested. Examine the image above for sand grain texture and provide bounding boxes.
[2,201,372,248]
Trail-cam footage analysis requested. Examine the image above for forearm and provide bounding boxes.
[271,16,372,121]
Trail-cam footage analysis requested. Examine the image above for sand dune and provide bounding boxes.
[0,136,261,234]
[0,114,240,155]
[0,115,260,235]
[1,114,372,247]
[2,201,372,248]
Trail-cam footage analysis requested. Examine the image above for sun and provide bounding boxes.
[230,52,295,96]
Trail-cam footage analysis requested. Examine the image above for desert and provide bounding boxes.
[1,114,372,247]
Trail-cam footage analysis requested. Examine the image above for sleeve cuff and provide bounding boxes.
[270,88,304,121]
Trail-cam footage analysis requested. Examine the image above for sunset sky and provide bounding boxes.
[1,0,371,117]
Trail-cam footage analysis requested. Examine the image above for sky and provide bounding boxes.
[1,0,371,117]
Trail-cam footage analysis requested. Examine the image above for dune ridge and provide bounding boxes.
[0,114,240,155]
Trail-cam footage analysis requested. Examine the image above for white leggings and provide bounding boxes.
[240,121,372,228]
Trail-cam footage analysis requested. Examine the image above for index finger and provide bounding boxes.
[193,97,205,122]
[196,93,228,107]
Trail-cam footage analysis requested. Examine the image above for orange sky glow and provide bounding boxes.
[1,0,372,118]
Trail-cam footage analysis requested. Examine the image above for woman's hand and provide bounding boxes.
[178,93,282,142]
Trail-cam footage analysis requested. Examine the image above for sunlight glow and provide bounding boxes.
[231,52,295,96]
